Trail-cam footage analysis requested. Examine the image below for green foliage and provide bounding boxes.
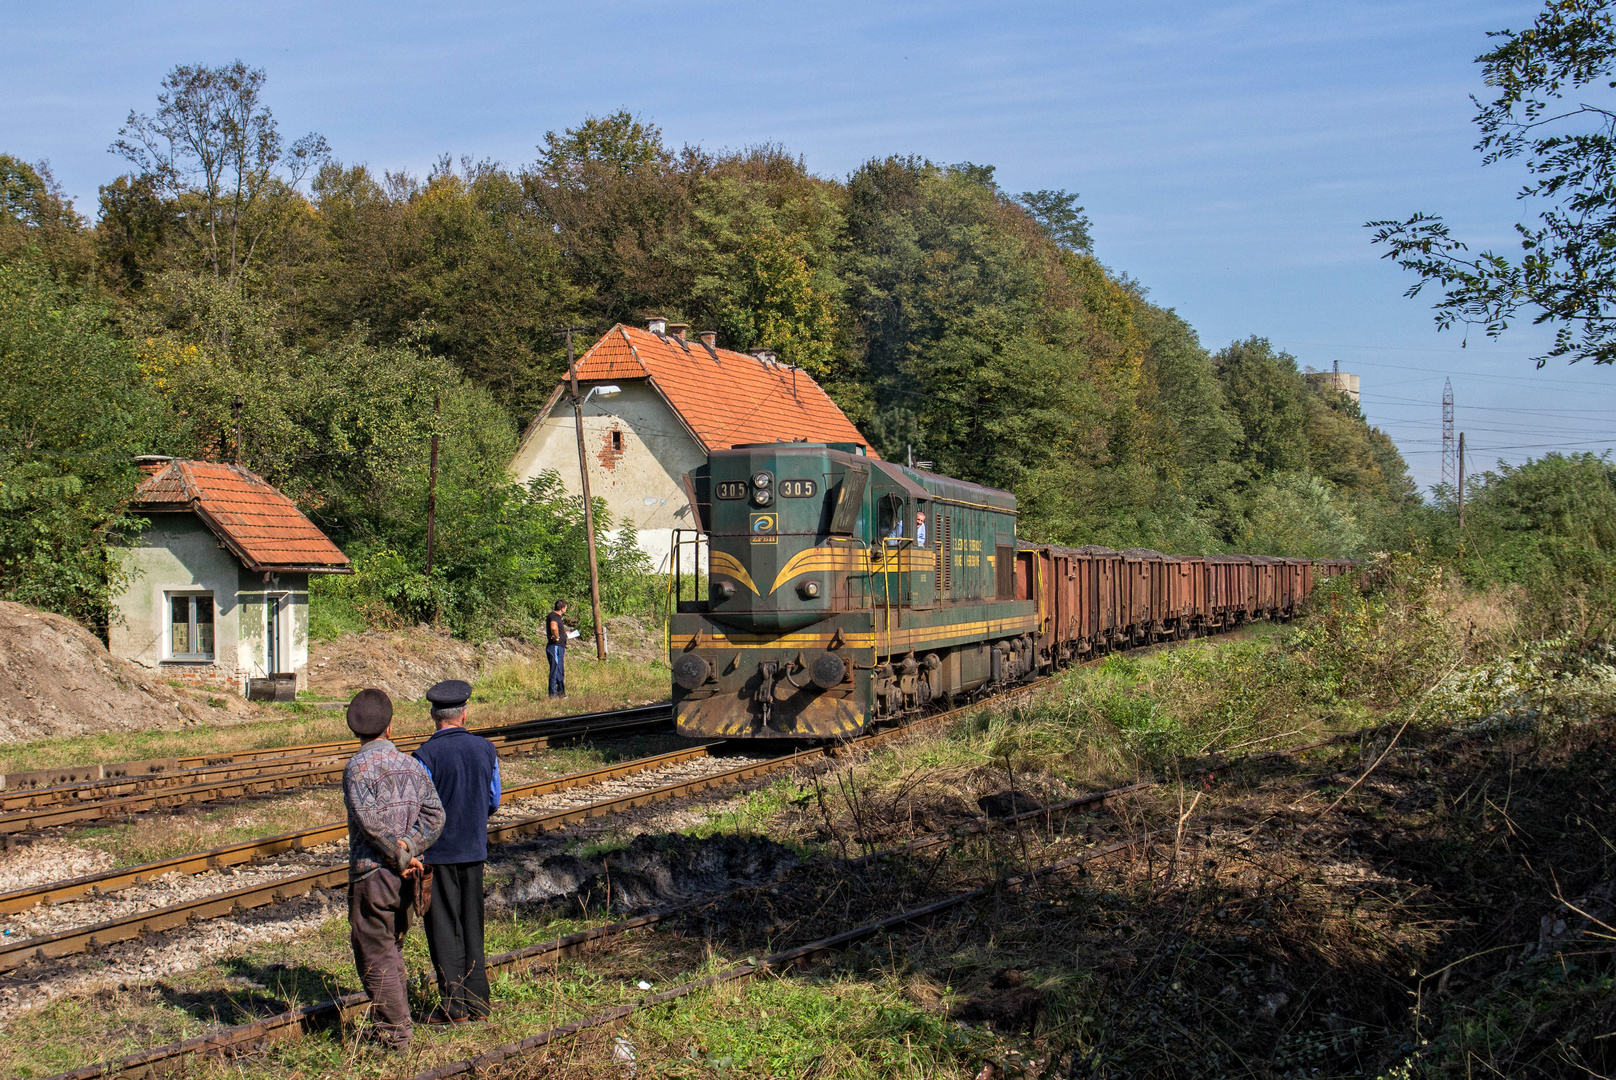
[1235,472,1367,557]
[0,156,92,281]
[1369,0,1616,367]
[309,473,653,641]
[0,263,165,627]
[1294,552,1460,705]
[1436,452,1616,637]
[1017,188,1093,253]
[1,66,1434,641]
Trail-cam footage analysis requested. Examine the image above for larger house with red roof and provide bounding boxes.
[511,320,874,570]
[108,459,351,697]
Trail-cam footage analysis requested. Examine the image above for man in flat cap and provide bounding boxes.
[413,679,501,1024]
[342,688,443,1053]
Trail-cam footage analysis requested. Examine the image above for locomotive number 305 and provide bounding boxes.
[778,479,818,498]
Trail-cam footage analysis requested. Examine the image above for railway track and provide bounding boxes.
[0,687,1022,977]
[0,703,672,799]
[0,706,671,829]
[30,648,1356,1079]
[0,739,738,934]
[41,758,1178,1080]
[0,644,1313,948]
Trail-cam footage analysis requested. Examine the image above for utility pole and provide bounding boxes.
[1457,431,1466,529]
[232,395,243,466]
[1441,378,1456,496]
[557,326,607,661]
[425,394,440,579]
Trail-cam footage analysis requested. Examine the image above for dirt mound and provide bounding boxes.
[0,601,222,742]
[499,833,800,914]
[306,627,540,701]
[597,615,662,665]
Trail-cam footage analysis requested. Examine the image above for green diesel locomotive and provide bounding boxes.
[667,441,1036,739]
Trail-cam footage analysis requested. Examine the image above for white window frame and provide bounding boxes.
[167,591,216,662]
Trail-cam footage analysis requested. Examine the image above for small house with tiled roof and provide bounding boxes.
[108,459,351,697]
[511,320,875,570]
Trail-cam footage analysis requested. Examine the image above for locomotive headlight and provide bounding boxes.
[752,471,771,489]
[752,486,773,506]
[797,580,820,599]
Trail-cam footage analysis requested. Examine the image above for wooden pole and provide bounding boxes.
[425,393,440,578]
[1457,431,1465,529]
[563,329,608,661]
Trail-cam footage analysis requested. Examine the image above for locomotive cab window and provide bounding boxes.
[879,494,907,544]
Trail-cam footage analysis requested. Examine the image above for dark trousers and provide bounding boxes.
[546,644,566,697]
[349,868,412,1047]
[423,861,490,1019]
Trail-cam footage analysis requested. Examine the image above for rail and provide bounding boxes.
[0,707,671,827]
[0,703,672,794]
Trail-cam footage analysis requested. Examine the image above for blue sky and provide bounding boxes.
[6,0,1612,491]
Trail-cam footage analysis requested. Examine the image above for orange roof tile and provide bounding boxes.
[132,460,351,573]
[569,326,876,455]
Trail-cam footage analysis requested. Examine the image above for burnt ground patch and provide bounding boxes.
[496,833,803,916]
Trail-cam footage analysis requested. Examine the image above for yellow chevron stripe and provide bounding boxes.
[690,631,878,648]
[709,550,760,595]
[767,546,865,593]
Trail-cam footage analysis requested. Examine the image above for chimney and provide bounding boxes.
[666,322,689,341]
[751,348,777,365]
[647,316,668,335]
[699,330,717,348]
[133,454,173,476]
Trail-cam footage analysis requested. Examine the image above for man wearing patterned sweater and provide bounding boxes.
[342,688,444,1052]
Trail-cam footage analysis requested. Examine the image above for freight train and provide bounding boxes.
[666,441,1353,739]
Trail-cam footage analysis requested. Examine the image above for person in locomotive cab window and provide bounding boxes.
[914,511,927,548]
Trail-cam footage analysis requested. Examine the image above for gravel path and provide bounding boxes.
[0,841,113,893]
[0,749,788,1021]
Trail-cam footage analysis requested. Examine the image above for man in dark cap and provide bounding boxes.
[341,688,443,1053]
[413,679,500,1024]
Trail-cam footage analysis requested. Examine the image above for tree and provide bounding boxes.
[1214,337,1312,476]
[1018,188,1093,253]
[112,61,328,286]
[0,156,92,281]
[1369,0,1616,367]
[0,263,166,626]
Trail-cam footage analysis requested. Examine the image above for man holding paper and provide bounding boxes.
[545,599,574,698]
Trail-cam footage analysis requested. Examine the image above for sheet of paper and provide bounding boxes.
[567,629,581,639]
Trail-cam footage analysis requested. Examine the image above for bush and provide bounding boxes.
[0,262,167,630]
[1294,551,1460,706]
[309,473,657,642]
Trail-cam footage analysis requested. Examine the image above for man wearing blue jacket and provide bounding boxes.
[413,680,500,1023]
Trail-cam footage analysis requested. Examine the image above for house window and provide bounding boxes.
[169,594,215,660]
[611,429,624,452]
